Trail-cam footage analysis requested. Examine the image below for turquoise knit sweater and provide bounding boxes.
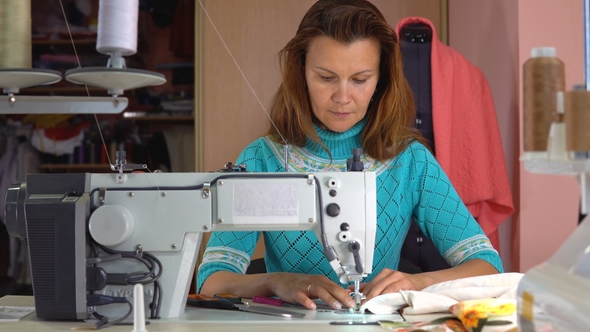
[197,120,503,292]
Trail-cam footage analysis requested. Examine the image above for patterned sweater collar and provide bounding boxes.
[304,119,366,160]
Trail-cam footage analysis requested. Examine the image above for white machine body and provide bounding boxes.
[87,171,376,318]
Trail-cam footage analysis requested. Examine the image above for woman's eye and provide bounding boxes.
[353,79,367,84]
[320,76,334,81]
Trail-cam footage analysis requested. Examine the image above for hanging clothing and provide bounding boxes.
[399,35,451,272]
[401,39,435,155]
[395,17,514,251]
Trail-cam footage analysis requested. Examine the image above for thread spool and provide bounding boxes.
[523,47,565,155]
[0,0,61,92]
[547,92,568,160]
[96,0,138,57]
[65,0,165,95]
[0,0,31,69]
[565,86,590,153]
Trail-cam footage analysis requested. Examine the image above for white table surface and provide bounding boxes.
[0,295,419,331]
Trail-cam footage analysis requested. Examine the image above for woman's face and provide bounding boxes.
[305,36,380,132]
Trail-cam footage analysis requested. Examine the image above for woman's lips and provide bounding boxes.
[331,111,351,118]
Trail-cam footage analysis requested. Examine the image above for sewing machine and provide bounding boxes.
[4,169,376,321]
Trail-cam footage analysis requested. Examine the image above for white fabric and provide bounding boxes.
[361,272,524,315]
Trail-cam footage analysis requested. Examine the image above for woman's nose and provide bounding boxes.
[333,83,352,105]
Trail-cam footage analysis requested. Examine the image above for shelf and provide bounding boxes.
[523,158,590,216]
[20,86,107,94]
[32,38,96,46]
[122,115,194,122]
[523,159,590,175]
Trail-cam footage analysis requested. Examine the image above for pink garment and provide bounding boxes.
[395,17,514,250]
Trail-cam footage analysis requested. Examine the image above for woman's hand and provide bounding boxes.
[267,272,356,310]
[353,268,431,302]
[353,260,500,303]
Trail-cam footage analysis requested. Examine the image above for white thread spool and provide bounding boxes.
[96,0,138,58]
[65,0,165,95]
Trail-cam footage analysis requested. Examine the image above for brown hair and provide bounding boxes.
[266,0,425,162]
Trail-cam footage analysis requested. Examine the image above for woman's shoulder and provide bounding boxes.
[239,136,280,157]
[237,136,285,172]
[391,140,434,164]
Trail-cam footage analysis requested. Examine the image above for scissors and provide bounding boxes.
[187,294,236,310]
[253,296,334,310]
[187,294,306,318]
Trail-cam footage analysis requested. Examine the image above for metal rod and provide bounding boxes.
[284,145,289,172]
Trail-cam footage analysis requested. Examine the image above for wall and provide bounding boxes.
[448,0,519,272]
[449,0,584,272]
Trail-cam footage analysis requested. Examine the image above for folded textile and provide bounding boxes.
[395,17,515,251]
[451,298,517,332]
[361,273,523,315]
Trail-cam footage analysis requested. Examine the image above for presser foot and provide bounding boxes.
[340,290,364,314]
[334,307,363,315]
[350,279,364,313]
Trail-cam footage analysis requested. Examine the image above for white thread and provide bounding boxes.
[197,0,291,170]
[96,0,138,56]
[197,0,288,147]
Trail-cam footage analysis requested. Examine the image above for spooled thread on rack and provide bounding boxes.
[64,0,165,98]
[0,0,62,95]
[522,47,565,160]
[565,85,590,157]
[97,0,139,68]
[0,0,31,69]
[546,92,568,160]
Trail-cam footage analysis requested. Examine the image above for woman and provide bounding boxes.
[197,0,503,311]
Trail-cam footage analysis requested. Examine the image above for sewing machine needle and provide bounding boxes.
[353,280,361,313]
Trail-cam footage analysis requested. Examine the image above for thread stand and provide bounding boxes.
[64,1,166,97]
[523,160,590,216]
[110,150,147,174]
[0,0,165,114]
[65,65,165,98]
[0,68,61,93]
[0,67,128,114]
[65,51,165,97]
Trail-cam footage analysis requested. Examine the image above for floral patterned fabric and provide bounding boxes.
[451,299,517,332]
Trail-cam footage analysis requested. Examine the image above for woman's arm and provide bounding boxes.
[359,258,499,301]
[200,271,357,310]
[200,271,274,298]
[354,144,503,301]
[418,258,499,287]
